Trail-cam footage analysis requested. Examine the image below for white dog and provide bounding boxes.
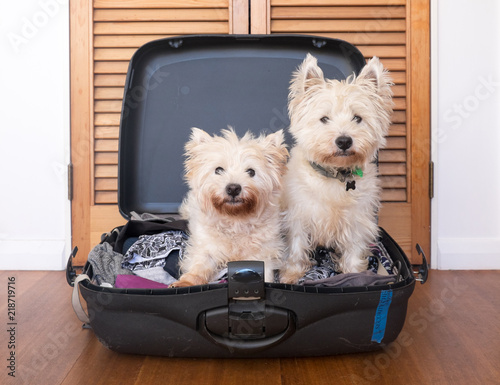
[172,127,289,287]
[280,54,393,284]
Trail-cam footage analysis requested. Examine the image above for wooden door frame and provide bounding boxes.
[408,0,431,264]
[70,0,92,265]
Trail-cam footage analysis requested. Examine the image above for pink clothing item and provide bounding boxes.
[115,274,170,289]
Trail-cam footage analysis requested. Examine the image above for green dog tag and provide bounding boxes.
[353,167,363,177]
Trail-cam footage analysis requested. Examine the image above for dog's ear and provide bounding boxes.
[264,129,285,149]
[356,57,393,99]
[302,53,324,89]
[185,127,212,161]
[261,130,289,176]
[184,128,212,181]
[290,53,325,97]
[188,127,212,146]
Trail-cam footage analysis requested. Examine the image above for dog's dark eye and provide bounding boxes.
[353,115,362,123]
[320,116,329,124]
[215,167,224,175]
[246,168,255,177]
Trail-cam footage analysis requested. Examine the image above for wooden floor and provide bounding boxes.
[1,269,499,385]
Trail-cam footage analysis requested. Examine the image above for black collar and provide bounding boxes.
[309,162,363,191]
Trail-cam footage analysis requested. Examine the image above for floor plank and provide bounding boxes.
[1,270,499,385]
[2,271,93,385]
[135,357,283,385]
[61,338,146,385]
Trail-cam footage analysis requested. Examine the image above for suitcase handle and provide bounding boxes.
[71,274,91,324]
[198,311,296,354]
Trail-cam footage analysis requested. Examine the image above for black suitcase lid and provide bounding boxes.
[118,34,365,219]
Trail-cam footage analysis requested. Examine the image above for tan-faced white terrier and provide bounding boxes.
[280,54,393,284]
[172,127,289,287]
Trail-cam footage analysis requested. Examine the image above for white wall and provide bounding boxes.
[0,0,70,270]
[432,0,500,269]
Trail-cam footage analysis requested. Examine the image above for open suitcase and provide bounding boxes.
[67,34,428,358]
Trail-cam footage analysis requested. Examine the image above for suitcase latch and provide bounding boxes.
[227,261,266,339]
[66,246,79,286]
[228,261,265,300]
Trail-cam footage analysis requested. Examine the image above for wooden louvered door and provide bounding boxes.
[71,0,429,265]
[70,0,249,265]
[251,0,430,263]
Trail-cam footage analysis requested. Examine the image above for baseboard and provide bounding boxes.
[0,240,67,270]
[437,238,500,269]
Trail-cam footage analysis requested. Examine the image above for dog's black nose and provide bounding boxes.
[335,136,353,151]
[226,183,242,197]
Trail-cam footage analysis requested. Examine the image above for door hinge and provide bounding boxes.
[68,163,73,201]
[429,161,434,199]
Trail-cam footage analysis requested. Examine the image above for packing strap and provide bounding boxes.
[72,274,91,324]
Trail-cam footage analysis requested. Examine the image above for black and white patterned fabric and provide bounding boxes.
[121,231,187,271]
[297,241,396,285]
[369,241,395,274]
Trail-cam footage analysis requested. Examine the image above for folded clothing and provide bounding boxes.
[112,219,188,255]
[302,270,396,288]
[134,266,177,286]
[87,242,133,286]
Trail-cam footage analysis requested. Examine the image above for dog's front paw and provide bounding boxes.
[279,255,312,284]
[341,253,369,274]
[169,280,193,288]
[170,273,206,288]
[279,276,299,285]
[279,269,305,285]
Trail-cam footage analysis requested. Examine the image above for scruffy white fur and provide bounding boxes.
[173,127,289,287]
[280,54,393,284]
